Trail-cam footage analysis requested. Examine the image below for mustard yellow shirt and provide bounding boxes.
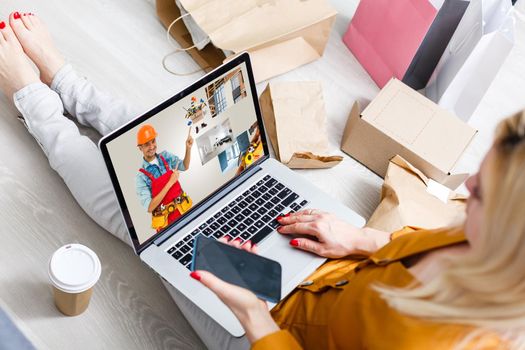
[252,227,505,350]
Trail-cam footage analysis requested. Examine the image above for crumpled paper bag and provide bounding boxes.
[259,81,342,169]
[366,155,466,233]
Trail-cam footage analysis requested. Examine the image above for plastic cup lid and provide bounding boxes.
[48,244,101,293]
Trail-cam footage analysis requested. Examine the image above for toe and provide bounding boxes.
[29,13,40,25]
[1,19,18,43]
[20,13,34,30]
[9,11,29,36]
[26,13,37,27]
[0,21,5,43]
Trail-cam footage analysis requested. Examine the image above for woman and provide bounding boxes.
[1,12,523,349]
[192,112,525,349]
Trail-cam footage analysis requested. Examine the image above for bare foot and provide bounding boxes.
[0,18,40,98]
[9,12,65,85]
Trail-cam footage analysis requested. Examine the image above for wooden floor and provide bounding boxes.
[0,0,524,348]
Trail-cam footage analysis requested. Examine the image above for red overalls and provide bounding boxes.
[139,155,183,227]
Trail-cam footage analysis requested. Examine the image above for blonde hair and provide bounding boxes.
[376,111,525,348]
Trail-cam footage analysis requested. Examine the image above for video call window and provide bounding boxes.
[105,63,265,245]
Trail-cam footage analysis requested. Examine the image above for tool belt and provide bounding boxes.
[151,192,193,230]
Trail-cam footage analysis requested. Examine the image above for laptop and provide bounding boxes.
[99,53,365,336]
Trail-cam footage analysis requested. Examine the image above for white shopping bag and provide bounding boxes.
[425,0,515,121]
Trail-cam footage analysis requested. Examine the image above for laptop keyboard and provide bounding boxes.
[165,174,309,270]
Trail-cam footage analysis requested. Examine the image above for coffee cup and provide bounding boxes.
[48,244,101,316]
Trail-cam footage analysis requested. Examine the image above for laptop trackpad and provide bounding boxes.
[259,234,321,283]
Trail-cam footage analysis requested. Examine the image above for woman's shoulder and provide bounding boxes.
[370,226,466,264]
[390,226,465,241]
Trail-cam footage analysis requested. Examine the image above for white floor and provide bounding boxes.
[0,0,524,348]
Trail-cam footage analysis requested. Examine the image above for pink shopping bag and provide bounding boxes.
[343,0,437,88]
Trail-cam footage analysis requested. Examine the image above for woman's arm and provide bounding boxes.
[190,239,281,344]
[277,210,390,258]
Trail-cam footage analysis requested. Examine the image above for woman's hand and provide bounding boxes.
[277,209,390,258]
[190,237,280,343]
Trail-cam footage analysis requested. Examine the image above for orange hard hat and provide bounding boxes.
[137,124,157,145]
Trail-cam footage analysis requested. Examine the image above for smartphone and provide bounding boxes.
[191,236,282,303]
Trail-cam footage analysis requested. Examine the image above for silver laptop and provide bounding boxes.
[99,53,365,336]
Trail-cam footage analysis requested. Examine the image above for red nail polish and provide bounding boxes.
[290,239,299,247]
[14,12,21,19]
[0,22,5,30]
[284,213,291,217]
[233,237,241,242]
[190,271,201,281]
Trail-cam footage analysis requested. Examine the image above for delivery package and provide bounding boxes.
[343,0,469,90]
[340,78,477,190]
[156,0,337,82]
[366,155,466,233]
[424,0,515,121]
[259,81,342,169]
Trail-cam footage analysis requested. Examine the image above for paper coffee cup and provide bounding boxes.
[48,244,101,316]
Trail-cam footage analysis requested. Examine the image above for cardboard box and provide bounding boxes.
[341,79,477,190]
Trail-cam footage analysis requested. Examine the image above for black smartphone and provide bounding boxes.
[191,236,282,303]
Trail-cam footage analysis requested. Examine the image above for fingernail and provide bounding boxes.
[284,213,291,217]
[246,240,252,246]
[277,216,284,221]
[14,12,21,19]
[190,271,201,281]
[0,22,5,30]
[290,239,299,247]
[233,238,241,242]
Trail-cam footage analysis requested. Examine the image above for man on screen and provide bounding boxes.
[135,124,194,231]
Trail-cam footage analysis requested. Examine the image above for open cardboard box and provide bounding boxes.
[341,79,477,190]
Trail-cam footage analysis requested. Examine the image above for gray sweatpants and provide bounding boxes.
[13,64,249,350]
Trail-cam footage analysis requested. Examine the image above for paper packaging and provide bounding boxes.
[259,81,342,169]
[340,78,477,190]
[343,0,470,90]
[343,0,437,88]
[366,155,466,233]
[157,0,337,83]
[48,244,101,316]
[424,0,515,121]
[156,0,226,73]
[402,0,470,90]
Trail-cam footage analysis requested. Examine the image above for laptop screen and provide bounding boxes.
[101,56,268,249]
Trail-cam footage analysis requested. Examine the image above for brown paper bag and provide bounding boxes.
[157,0,337,82]
[156,0,226,73]
[366,155,466,233]
[259,81,343,169]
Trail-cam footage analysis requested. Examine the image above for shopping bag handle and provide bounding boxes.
[162,12,211,76]
[166,12,209,52]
